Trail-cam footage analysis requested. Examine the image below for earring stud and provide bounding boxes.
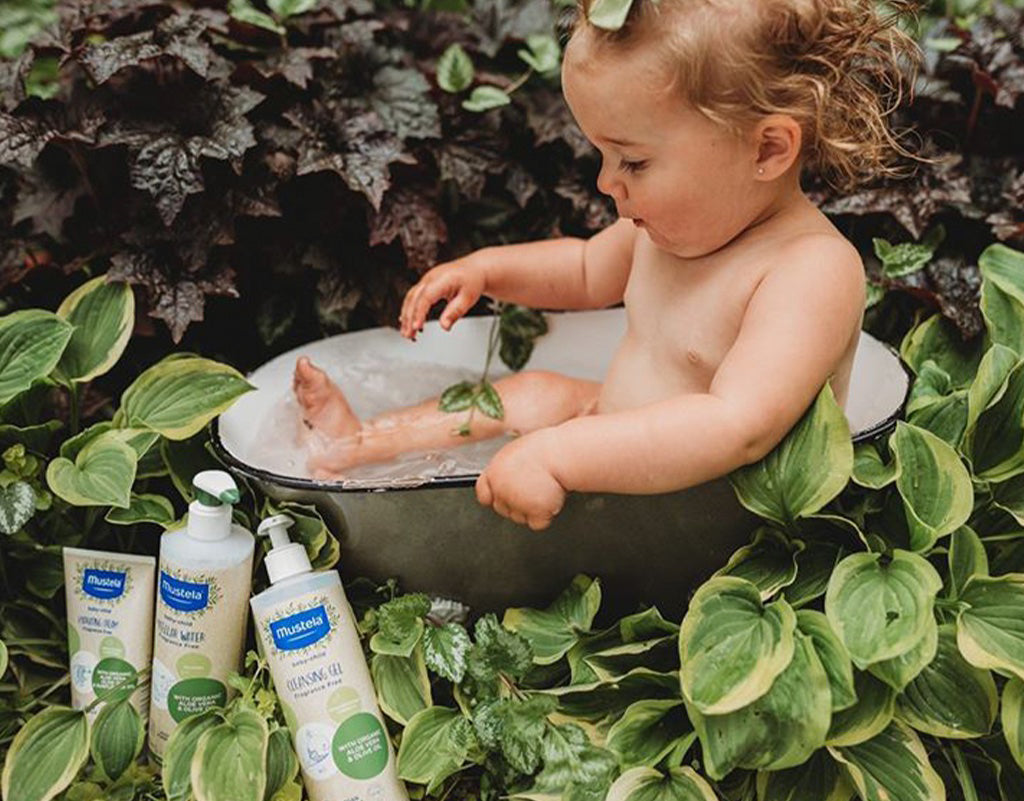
[757,167,765,175]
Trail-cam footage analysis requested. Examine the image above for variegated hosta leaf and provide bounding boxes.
[163,711,224,801]
[826,671,896,748]
[679,576,796,715]
[851,443,899,490]
[1,706,89,801]
[0,310,73,406]
[900,312,982,389]
[947,526,989,601]
[965,360,1024,482]
[397,707,472,792]
[0,638,7,679]
[979,243,1024,356]
[687,633,831,780]
[55,276,134,384]
[957,574,1024,681]
[965,344,1019,435]
[586,0,633,30]
[191,707,269,801]
[824,550,942,669]
[828,721,946,801]
[755,748,854,801]
[797,610,856,711]
[585,635,678,683]
[890,422,972,551]
[896,624,997,738]
[866,615,938,692]
[605,699,693,770]
[1000,677,1024,772]
[90,698,144,782]
[541,668,679,724]
[783,540,845,609]
[503,575,601,665]
[606,766,719,801]
[993,475,1024,527]
[104,492,176,526]
[45,432,136,509]
[371,646,431,726]
[264,726,298,801]
[714,528,802,600]
[730,386,853,529]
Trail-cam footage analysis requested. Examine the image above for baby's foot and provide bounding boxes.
[293,357,362,440]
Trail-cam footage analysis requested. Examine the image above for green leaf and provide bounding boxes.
[0,480,36,534]
[90,698,144,782]
[679,576,796,714]
[163,711,224,801]
[948,526,988,601]
[46,432,136,508]
[462,86,511,112]
[119,356,254,440]
[828,721,946,801]
[797,609,856,711]
[1001,677,1024,773]
[266,0,316,17]
[715,528,801,600]
[606,699,693,770]
[105,492,175,526]
[438,381,476,413]
[55,276,134,384]
[606,766,719,801]
[783,540,844,609]
[370,593,430,657]
[474,380,504,420]
[584,635,678,682]
[906,360,953,415]
[474,696,556,774]
[730,386,852,528]
[422,622,471,683]
[436,44,474,93]
[900,313,982,389]
[371,647,432,725]
[826,671,895,747]
[980,244,1024,355]
[1,707,89,801]
[890,422,973,551]
[396,707,470,790]
[504,575,601,665]
[851,443,899,489]
[0,638,7,678]
[263,727,298,801]
[755,748,852,801]
[467,613,534,687]
[191,707,268,801]
[530,722,618,798]
[586,0,633,30]
[966,345,1019,435]
[906,390,968,447]
[866,616,937,691]
[518,34,561,75]
[825,550,942,669]
[687,633,831,779]
[0,310,73,406]
[957,574,1024,682]
[896,624,996,738]
[872,227,943,278]
[965,360,1024,482]
[227,0,285,33]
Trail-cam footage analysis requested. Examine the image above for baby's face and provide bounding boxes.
[562,36,767,258]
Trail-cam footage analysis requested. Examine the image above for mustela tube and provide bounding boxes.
[62,547,156,723]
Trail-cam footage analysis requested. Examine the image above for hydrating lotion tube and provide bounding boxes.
[62,547,155,723]
[148,470,255,760]
[250,515,409,801]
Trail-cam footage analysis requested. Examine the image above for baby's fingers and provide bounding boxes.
[440,288,476,330]
[475,473,493,506]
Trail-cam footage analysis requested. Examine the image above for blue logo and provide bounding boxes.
[271,605,331,651]
[82,569,127,600]
[160,571,209,612]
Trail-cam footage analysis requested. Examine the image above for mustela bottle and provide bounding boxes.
[148,470,255,761]
[250,515,409,801]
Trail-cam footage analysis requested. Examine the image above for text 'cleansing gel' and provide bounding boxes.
[250,514,409,801]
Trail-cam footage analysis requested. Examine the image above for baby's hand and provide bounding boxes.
[475,431,566,531]
[399,255,486,340]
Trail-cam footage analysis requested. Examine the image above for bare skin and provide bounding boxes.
[294,30,865,529]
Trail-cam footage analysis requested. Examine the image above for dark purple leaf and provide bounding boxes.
[522,88,592,159]
[370,66,441,141]
[12,167,87,241]
[434,133,507,200]
[369,186,447,272]
[130,134,205,226]
[555,174,616,232]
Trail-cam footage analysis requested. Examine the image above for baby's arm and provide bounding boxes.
[400,218,636,337]
[477,235,864,527]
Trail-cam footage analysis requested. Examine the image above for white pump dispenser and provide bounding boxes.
[188,470,242,541]
[257,514,311,584]
[250,514,409,801]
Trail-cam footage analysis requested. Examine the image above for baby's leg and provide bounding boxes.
[293,357,600,477]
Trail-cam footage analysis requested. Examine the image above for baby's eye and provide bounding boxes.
[619,159,649,174]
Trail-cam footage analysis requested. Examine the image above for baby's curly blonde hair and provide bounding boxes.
[572,0,922,190]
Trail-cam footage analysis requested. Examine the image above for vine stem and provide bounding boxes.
[948,744,980,801]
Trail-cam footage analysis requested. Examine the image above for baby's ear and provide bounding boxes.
[752,115,802,180]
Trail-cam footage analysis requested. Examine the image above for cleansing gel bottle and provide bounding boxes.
[250,514,409,801]
[148,470,255,761]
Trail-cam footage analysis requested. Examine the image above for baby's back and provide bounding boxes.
[597,201,863,415]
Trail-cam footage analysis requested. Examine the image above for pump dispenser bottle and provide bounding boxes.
[148,470,255,761]
[250,515,409,801]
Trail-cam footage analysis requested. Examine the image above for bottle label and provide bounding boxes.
[271,605,332,651]
[82,568,127,600]
[160,570,212,612]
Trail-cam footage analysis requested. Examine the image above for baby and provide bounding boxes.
[294,0,919,530]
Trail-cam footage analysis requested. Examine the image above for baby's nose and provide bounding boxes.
[596,166,627,202]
